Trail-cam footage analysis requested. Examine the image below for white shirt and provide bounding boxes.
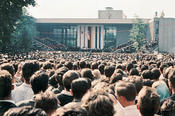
[115,101,140,116]
[12,83,34,103]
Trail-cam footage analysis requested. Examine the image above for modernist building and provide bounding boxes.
[36,7,149,49]
[36,7,175,53]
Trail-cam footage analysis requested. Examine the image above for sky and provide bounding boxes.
[28,0,175,19]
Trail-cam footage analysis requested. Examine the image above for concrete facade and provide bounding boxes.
[158,18,175,53]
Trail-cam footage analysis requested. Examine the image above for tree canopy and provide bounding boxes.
[0,0,36,51]
[130,18,147,51]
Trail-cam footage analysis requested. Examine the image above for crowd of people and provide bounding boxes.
[0,51,175,116]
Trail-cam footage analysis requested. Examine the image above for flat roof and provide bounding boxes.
[36,18,150,24]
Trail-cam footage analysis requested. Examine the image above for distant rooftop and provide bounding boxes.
[36,18,150,24]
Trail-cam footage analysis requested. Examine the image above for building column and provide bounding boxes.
[101,25,104,49]
[97,26,100,49]
[85,26,88,48]
[77,25,81,48]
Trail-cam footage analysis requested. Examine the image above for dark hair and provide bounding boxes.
[81,68,94,80]
[64,61,73,70]
[160,63,168,73]
[0,70,12,99]
[34,91,58,115]
[22,61,40,83]
[151,68,161,80]
[43,62,54,70]
[126,63,134,72]
[98,64,105,75]
[1,63,15,76]
[53,105,87,116]
[63,70,80,91]
[4,106,47,116]
[104,66,115,78]
[137,86,160,116]
[79,61,86,69]
[30,70,49,94]
[71,78,91,99]
[129,68,139,76]
[91,62,98,70]
[110,73,123,84]
[115,81,136,101]
[161,99,175,116]
[127,76,143,94]
[142,70,153,80]
[82,90,114,116]
[168,69,175,88]
[141,65,149,72]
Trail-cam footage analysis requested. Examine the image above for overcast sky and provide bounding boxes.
[28,0,175,19]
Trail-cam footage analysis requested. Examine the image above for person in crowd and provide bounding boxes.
[0,70,16,115]
[161,99,175,116]
[137,86,160,116]
[4,106,48,116]
[168,69,175,100]
[16,70,49,107]
[53,104,87,116]
[12,61,40,103]
[34,91,59,116]
[115,81,140,116]
[81,90,114,116]
[57,70,79,106]
[70,78,91,102]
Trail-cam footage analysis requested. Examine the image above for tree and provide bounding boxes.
[0,0,36,51]
[130,18,147,51]
[11,9,38,52]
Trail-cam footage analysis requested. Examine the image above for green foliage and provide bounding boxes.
[11,9,38,51]
[130,18,147,50]
[0,0,36,51]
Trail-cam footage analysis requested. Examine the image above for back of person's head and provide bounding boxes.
[43,62,54,70]
[30,70,49,94]
[73,62,79,70]
[141,65,149,72]
[79,61,86,69]
[81,68,94,80]
[115,81,136,102]
[34,91,58,115]
[53,105,87,116]
[114,69,124,75]
[110,73,123,84]
[0,70,12,99]
[64,61,73,70]
[98,64,105,75]
[137,86,160,116]
[161,99,175,116]
[82,90,114,116]
[91,62,98,70]
[129,68,139,76]
[0,63,15,77]
[4,106,47,116]
[151,68,161,80]
[104,66,115,78]
[168,69,175,89]
[22,61,40,83]
[71,78,91,100]
[126,63,134,72]
[141,70,153,80]
[63,70,80,91]
[92,69,101,79]
[127,76,143,95]
[160,63,169,73]
[142,79,154,87]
